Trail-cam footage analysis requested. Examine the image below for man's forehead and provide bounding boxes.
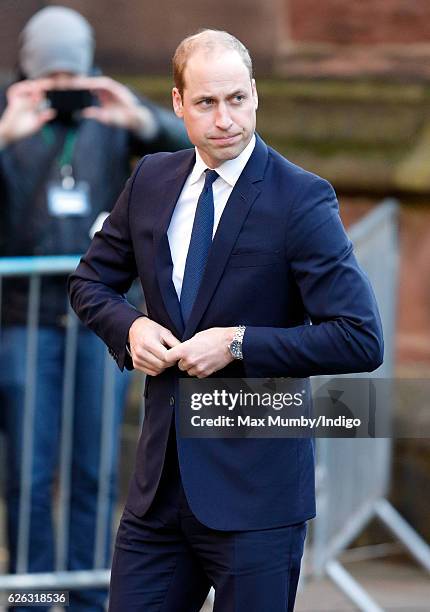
[185,48,248,79]
[183,49,251,93]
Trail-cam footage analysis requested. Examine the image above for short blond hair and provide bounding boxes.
[173,29,253,96]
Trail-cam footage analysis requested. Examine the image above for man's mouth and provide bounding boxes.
[209,134,241,144]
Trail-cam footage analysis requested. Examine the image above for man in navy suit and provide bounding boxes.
[69,29,383,612]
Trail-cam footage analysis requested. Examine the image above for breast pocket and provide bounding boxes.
[227,250,282,268]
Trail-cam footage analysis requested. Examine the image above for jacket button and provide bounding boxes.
[169,396,175,406]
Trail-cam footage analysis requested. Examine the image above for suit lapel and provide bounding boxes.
[153,151,195,339]
[183,135,268,340]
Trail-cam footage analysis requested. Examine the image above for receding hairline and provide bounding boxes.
[173,29,253,95]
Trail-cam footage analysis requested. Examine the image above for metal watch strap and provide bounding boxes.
[229,325,246,360]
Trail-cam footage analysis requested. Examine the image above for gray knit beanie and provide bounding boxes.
[19,6,94,79]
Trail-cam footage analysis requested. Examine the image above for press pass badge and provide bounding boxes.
[47,164,90,217]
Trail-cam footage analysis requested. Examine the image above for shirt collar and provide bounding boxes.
[188,134,256,187]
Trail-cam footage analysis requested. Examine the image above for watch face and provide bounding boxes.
[230,340,242,359]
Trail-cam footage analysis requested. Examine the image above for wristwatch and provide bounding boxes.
[228,325,246,360]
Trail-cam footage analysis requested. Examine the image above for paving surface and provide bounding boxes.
[294,559,430,611]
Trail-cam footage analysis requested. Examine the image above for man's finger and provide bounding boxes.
[37,109,57,127]
[131,336,171,366]
[161,330,181,349]
[164,344,183,365]
[178,358,188,371]
[145,339,172,362]
[134,364,158,376]
[133,351,165,372]
[80,107,110,123]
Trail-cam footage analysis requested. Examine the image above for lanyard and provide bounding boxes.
[42,125,78,189]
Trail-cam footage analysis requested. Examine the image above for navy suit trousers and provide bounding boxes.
[109,423,307,612]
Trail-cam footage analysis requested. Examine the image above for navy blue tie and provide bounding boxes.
[180,169,219,324]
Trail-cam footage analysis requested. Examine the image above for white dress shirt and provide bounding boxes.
[168,134,256,300]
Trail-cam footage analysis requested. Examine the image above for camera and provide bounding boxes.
[46,89,93,119]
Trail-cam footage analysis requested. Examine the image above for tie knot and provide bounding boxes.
[204,169,219,188]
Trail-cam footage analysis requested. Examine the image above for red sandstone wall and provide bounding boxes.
[288,0,430,45]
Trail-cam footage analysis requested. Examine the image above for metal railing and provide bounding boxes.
[309,199,430,611]
[0,255,134,595]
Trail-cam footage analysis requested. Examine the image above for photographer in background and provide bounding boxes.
[0,6,190,612]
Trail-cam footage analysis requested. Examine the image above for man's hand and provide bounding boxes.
[128,317,180,376]
[0,75,157,148]
[0,79,56,146]
[165,327,236,378]
[76,76,158,136]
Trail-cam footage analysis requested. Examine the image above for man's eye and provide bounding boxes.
[199,99,213,106]
[232,95,245,103]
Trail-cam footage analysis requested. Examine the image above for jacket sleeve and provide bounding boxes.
[68,158,147,371]
[242,179,384,378]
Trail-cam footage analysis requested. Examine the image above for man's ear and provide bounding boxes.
[172,87,184,118]
[252,79,258,110]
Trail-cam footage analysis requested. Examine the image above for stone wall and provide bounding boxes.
[280,1,430,79]
[4,1,430,80]
[288,0,430,44]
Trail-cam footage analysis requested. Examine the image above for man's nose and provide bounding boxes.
[215,104,233,130]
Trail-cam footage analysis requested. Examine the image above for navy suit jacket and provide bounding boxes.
[68,134,383,530]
